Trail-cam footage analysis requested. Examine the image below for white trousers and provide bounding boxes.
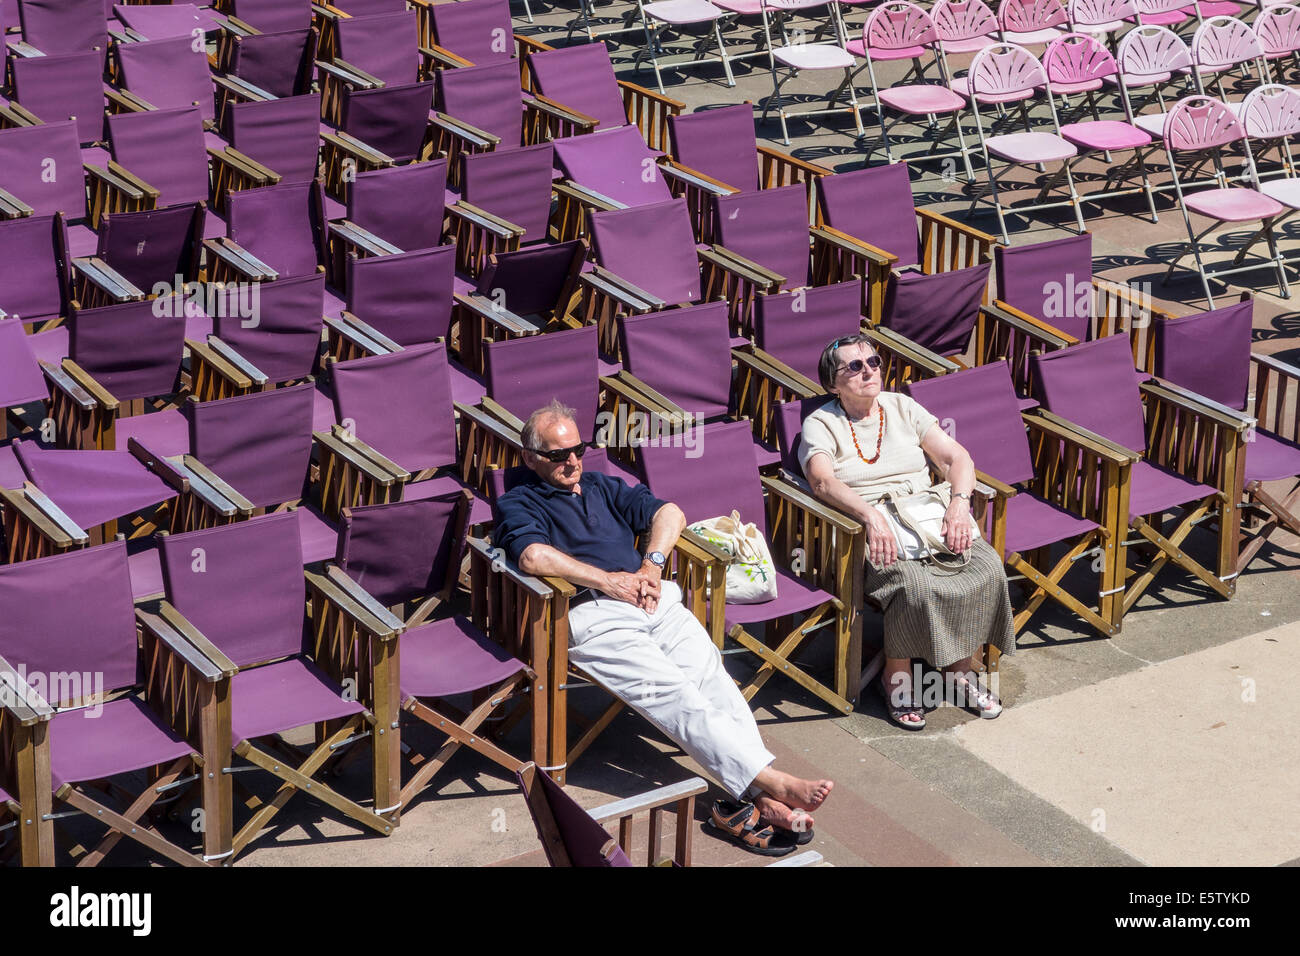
[567,580,774,801]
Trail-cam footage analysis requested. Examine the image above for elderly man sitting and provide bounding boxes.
[494,400,832,854]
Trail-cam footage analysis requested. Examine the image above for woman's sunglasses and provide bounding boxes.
[836,356,883,376]
[532,442,589,463]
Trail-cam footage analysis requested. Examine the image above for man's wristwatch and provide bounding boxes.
[644,551,666,569]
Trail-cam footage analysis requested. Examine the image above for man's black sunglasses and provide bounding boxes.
[836,356,882,376]
[532,442,589,463]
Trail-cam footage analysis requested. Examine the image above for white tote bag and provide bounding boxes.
[687,511,779,604]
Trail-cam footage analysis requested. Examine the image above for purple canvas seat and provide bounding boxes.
[338,81,435,165]
[713,183,813,288]
[0,318,48,411]
[225,179,327,279]
[226,93,323,185]
[0,120,88,220]
[16,0,107,58]
[883,261,991,356]
[334,9,420,87]
[116,36,215,123]
[93,203,204,291]
[229,656,365,743]
[527,42,628,136]
[460,143,554,244]
[224,26,317,99]
[0,539,227,865]
[9,50,106,145]
[0,214,70,328]
[344,159,447,251]
[553,126,674,209]
[114,3,218,39]
[11,440,174,529]
[426,0,515,65]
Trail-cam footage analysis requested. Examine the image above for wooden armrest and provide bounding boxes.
[316,57,384,88]
[0,101,43,127]
[1026,408,1143,461]
[330,220,403,256]
[0,186,34,218]
[699,245,786,289]
[973,468,1018,499]
[211,73,275,104]
[915,208,997,247]
[72,257,147,302]
[0,483,88,548]
[756,144,829,182]
[618,79,685,112]
[178,455,256,513]
[38,359,96,412]
[580,264,668,313]
[202,237,279,280]
[315,426,411,483]
[320,130,396,168]
[54,359,120,412]
[447,200,526,241]
[522,92,600,129]
[987,300,1079,347]
[588,777,709,824]
[454,399,527,446]
[760,473,863,535]
[811,225,896,267]
[137,607,233,682]
[306,567,403,641]
[679,527,731,564]
[217,14,259,38]
[453,292,541,336]
[331,312,404,354]
[323,564,406,634]
[203,336,269,385]
[428,110,500,150]
[210,145,282,183]
[1140,380,1255,433]
[420,42,473,69]
[104,88,156,113]
[741,346,823,395]
[603,370,692,426]
[552,180,625,214]
[157,601,240,676]
[0,652,54,722]
[467,537,556,599]
[5,39,44,59]
[657,160,737,195]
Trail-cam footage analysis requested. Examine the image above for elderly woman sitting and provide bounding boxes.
[799,334,1015,730]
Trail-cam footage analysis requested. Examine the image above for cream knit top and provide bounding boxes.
[798,393,940,503]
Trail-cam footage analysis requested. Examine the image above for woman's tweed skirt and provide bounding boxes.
[865,538,1016,667]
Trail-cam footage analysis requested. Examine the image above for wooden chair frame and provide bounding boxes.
[0,653,53,866]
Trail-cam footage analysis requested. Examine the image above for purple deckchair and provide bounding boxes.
[753,281,864,383]
[817,163,927,267]
[336,492,534,811]
[460,143,554,245]
[226,93,323,185]
[209,271,326,383]
[225,0,314,33]
[345,159,447,252]
[994,232,1095,341]
[0,318,47,412]
[516,763,634,867]
[667,103,760,192]
[116,36,215,123]
[484,324,601,443]
[338,81,435,165]
[224,26,317,99]
[94,203,204,291]
[16,0,107,58]
[713,183,812,288]
[70,295,188,402]
[0,120,88,221]
[588,199,701,305]
[883,261,991,357]
[334,9,419,87]
[553,126,673,209]
[9,51,105,145]
[107,106,210,209]
[0,214,70,328]
[436,58,525,147]
[334,0,409,14]
[618,301,733,421]
[427,0,515,65]
[527,42,627,136]
[0,540,212,867]
[474,240,586,319]
[113,3,219,39]
[345,246,456,346]
[329,341,492,524]
[225,179,327,278]
[773,395,832,474]
[157,511,395,856]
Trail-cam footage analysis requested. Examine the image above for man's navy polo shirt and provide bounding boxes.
[495,470,668,572]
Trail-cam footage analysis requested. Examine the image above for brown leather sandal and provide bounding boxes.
[707,800,795,857]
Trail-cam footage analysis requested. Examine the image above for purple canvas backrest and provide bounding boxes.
[228,94,323,185]
[816,164,921,267]
[1154,299,1252,411]
[69,296,186,401]
[331,341,458,471]
[340,81,436,164]
[1044,32,1118,85]
[883,261,991,356]
[436,59,523,147]
[0,318,48,408]
[11,51,106,145]
[158,511,307,669]
[753,281,864,382]
[345,246,456,346]
[96,203,203,291]
[336,10,419,87]
[640,420,767,534]
[995,232,1094,341]
[17,0,107,57]
[527,42,626,133]
[475,240,585,317]
[429,0,514,64]
[230,0,314,32]
[905,362,1035,485]
[667,104,759,192]
[589,199,701,305]
[229,27,316,99]
[1164,94,1248,152]
[521,764,633,867]
[1030,332,1148,451]
[0,214,68,325]
[337,492,467,606]
[462,143,554,246]
[553,126,673,208]
[0,121,87,220]
[775,395,831,473]
[211,271,326,382]
[714,184,812,289]
[0,541,138,699]
[227,180,325,279]
[619,302,733,420]
[348,159,447,252]
[188,381,316,508]
[108,106,209,208]
[484,324,600,442]
[116,36,215,123]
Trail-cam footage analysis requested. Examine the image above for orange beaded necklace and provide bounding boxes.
[842,400,885,465]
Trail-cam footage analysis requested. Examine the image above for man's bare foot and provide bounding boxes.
[754,793,813,833]
[753,768,834,812]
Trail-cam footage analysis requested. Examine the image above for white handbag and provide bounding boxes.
[687,511,779,604]
[880,482,979,567]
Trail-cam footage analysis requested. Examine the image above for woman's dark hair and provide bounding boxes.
[817,333,876,392]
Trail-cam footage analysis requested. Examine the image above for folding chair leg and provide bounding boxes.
[713,21,735,87]
[401,692,526,810]
[728,613,853,714]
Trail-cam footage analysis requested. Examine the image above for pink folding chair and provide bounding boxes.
[1253,3,1300,76]
[933,0,1001,55]
[1066,0,1138,42]
[1161,94,1288,304]
[1046,32,1160,219]
[1241,82,1300,185]
[1113,24,1194,133]
[631,0,737,92]
[853,1,975,178]
[1185,15,1270,97]
[998,0,1070,46]
[1132,0,1191,29]
[759,0,866,144]
[965,42,1086,240]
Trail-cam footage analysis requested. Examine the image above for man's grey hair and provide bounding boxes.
[521,399,579,451]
